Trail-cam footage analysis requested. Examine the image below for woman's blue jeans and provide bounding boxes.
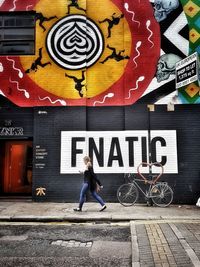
[79,183,105,210]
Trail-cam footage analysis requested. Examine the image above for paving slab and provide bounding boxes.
[130,221,200,267]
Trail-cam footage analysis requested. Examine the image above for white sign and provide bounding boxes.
[60,130,178,174]
[176,52,199,88]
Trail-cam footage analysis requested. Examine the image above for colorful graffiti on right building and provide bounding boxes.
[178,0,200,104]
[140,0,200,106]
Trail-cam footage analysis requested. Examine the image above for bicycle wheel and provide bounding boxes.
[150,182,173,207]
[117,183,139,206]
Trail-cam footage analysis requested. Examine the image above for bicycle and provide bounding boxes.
[117,162,173,207]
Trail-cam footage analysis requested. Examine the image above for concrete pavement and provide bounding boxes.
[0,201,200,222]
[1,201,200,266]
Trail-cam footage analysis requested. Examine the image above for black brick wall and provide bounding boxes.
[0,106,33,138]
[32,105,200,204]
[0,96,199,204]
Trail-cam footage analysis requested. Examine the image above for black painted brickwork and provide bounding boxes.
[32,105,200,204]
[0,96,199,204]
[0,106,33,138]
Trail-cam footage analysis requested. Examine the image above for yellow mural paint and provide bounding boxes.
[20,0,131,99]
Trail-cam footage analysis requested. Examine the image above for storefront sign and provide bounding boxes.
[60,130,178,174]
[176,52,199,88]
[35,145,48,169]
[0,127,24,136]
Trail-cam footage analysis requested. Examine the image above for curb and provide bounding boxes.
[130,221,140,267]
[0,216,200,223]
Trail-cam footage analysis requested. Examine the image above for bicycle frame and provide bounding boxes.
[131,179,154,199]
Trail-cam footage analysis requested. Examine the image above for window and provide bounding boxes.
[0,11,35,55]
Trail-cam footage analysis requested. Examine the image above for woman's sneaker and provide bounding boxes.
[73,208,82,212]
[99,205,107,212]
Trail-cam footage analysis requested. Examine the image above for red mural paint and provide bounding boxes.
[0,0,160,106]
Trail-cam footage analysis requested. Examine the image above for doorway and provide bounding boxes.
[0,140,33,195]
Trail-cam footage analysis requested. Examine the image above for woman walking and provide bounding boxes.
[74,156,106,212]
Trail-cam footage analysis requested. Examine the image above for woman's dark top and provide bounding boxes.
[84,166,101,191]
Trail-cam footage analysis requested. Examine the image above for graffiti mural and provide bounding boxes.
[178,0,200,103]
[0,0,199,107]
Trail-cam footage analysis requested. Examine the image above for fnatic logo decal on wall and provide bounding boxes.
[46,15,104,70]
[60,130,178,174]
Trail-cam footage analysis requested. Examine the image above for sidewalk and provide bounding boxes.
[130,220,200,267]
[1,202,200,266]
[0,201,199,222]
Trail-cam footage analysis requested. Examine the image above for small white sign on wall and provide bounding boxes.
[176,52,199,88]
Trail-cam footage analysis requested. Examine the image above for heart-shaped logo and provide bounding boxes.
[137,162,164,184]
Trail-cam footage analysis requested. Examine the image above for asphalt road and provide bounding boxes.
[0,222,131,267]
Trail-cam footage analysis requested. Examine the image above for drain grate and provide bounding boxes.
[51,239,93,248]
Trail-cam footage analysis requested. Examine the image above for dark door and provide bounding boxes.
[3,141,32,194]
